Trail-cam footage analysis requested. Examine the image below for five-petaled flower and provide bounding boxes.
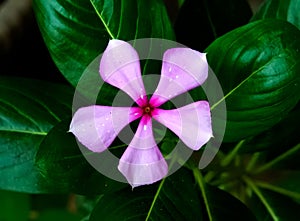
[70,39,213,188]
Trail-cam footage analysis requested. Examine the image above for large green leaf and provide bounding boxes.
[241,104,300,153]
[89,168,204,221]
[0,77,73,193]
[206,19,300,142]
[90,168,256,221]
[193,169,257,221]
[35,119,126,195]
[251,0,300,30]
[33,0,175,87]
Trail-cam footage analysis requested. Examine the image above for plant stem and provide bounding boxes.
[145,178,166,221]
[246,152,261,172]
[145,156,179,220]
[221,140,245,167]
[193,168,213,221]
[243,176,279,221]
[254,180,300,200]
[204,140,244,183]
[204,171,218,183]
[254,143,300,174]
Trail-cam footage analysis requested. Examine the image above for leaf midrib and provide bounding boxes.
[0,129,47,136]
[0,98,44,132]
[0,84,62,122]
[90,0,116,39]
[211,53,288,111]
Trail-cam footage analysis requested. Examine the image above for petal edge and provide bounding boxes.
[70,105,142,152]
[150,49,208,107]
[118,116,168,187]
[100,40,147,106]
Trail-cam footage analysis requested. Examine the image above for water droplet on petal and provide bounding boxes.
[143,125,147,131]
[175,75,179,79]
[168,67,172,72]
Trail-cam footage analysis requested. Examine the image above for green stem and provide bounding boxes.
[246,152,261,172]
[255,143,300,174]
[221,140,245,167]
[145,178,166,221]
[204,171,218,183]
[254,180,300,200]
[243,176,279,221]
[109,143,127,150]
[205,140,244,183]
[145,157,177,221]
[193,168,213,221]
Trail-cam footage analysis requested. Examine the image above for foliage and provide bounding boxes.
[0,0,299,220]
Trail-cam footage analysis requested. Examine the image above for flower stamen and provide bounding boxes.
[144,106,151,113]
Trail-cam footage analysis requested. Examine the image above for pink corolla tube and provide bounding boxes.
[70,39,213,188]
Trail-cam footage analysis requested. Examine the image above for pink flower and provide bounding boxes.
[70,40,213,187]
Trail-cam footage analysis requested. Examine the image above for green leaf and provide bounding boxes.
[0,190,30,221]
[254,171,300,203]
[206,19,300,142]
[0,77,73,193]
[33,0,175,87]
[245,177,300,221]
[193,169,257,221]
[254,143,300,173]
[239,105,300,173]
[90,168,256,221]
[251,0,300,30]
[204,185,257,221]
[35,119,127,195]
[90,168,204,221]
[241,104,300,153]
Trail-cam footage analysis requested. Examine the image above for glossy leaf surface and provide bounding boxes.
[206,19,300,142]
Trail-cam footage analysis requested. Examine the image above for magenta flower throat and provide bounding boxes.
[70,40,213,187]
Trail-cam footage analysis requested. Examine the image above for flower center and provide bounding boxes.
[142,104,154,116]
[144,107,151,113]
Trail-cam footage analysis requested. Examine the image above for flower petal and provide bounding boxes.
[152,101,213,150]
[100,40,147,106]
[118,116,168,188]
[70,105,142,152]
[150,48,208,107]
